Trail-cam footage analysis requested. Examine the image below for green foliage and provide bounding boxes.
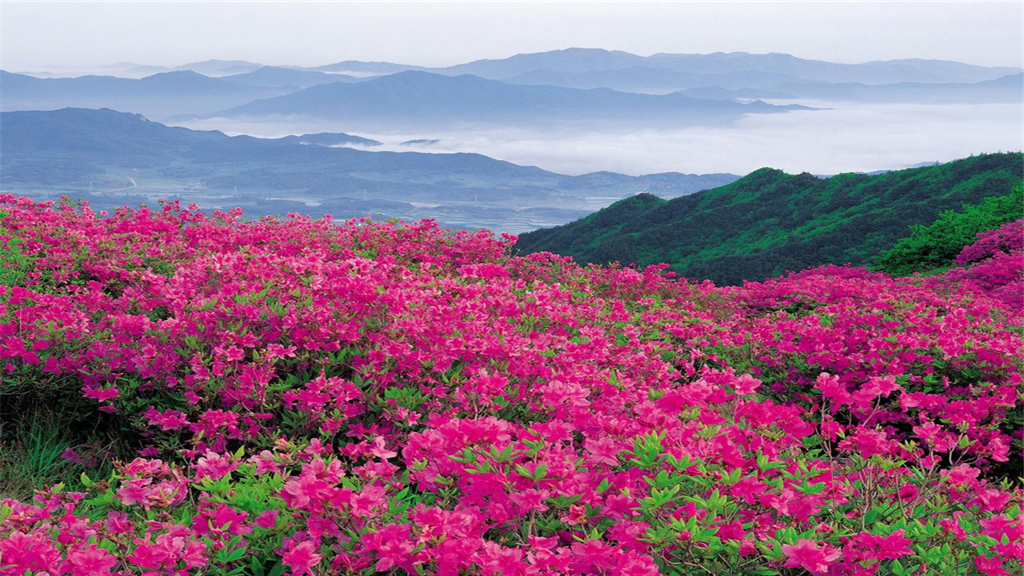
[516,153,1024,285]
[874,183,1024,274]
[0,211,30,286]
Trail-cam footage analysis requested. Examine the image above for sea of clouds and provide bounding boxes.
[178,101,1023,177]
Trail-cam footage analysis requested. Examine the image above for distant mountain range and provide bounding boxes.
[431,49,1021,86]
[427,49,1023,98]
[4,49,1019,125]
[515,153,1024,284]
[51,50,1019,86]
[0,108,739,232]
[0,70,295,118]
[213,70,810,128]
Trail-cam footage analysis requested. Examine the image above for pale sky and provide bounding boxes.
[1,1,1022,73]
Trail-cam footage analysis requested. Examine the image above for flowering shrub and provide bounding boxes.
[934,219,1024,310]
[954,220,1023,266]
[874,185,1023,276]
[0,196,1021,576]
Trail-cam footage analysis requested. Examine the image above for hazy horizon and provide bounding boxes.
[9,44,1024,78]
[3,1,1023,74]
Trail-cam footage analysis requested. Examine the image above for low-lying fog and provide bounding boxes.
[176,101,1023,176]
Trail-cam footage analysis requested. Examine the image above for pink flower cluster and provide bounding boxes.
[955,219,1023,265]
[935,219,1024,309]
[0,196,1020,576]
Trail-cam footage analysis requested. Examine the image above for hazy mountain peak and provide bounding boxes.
[144,70,208,80]
[532,47,640,57]
[172,59,265,76]
[177,59,260,67]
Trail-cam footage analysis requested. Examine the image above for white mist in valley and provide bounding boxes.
[178,101,1022,177]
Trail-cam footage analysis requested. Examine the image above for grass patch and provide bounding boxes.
[0,390,138,499]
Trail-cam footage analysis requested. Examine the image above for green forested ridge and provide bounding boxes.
[515,152,1024,285]
[874,184,1024,275]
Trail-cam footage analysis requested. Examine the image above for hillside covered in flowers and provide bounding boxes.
[0,196,1021,576]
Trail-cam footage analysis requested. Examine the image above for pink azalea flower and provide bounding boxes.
[975,555,1008,576]
[63,545,117,576]
[585,437,621,466]
[82,386,118,402]
[368,436,398,460]
[815,373,851,406]
[0,531,62,574]
[733,374,763,395]
[782,539,842,575]
[255,510,279,529]
[194,451,239,480]
[509,489,551,513]
[281,474,330,509]
[282,541,322,576]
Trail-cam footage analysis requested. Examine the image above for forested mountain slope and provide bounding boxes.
[515,152,1024,284]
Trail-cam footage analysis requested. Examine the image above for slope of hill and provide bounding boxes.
[214,70,809,129]
[515,153,1024,284]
